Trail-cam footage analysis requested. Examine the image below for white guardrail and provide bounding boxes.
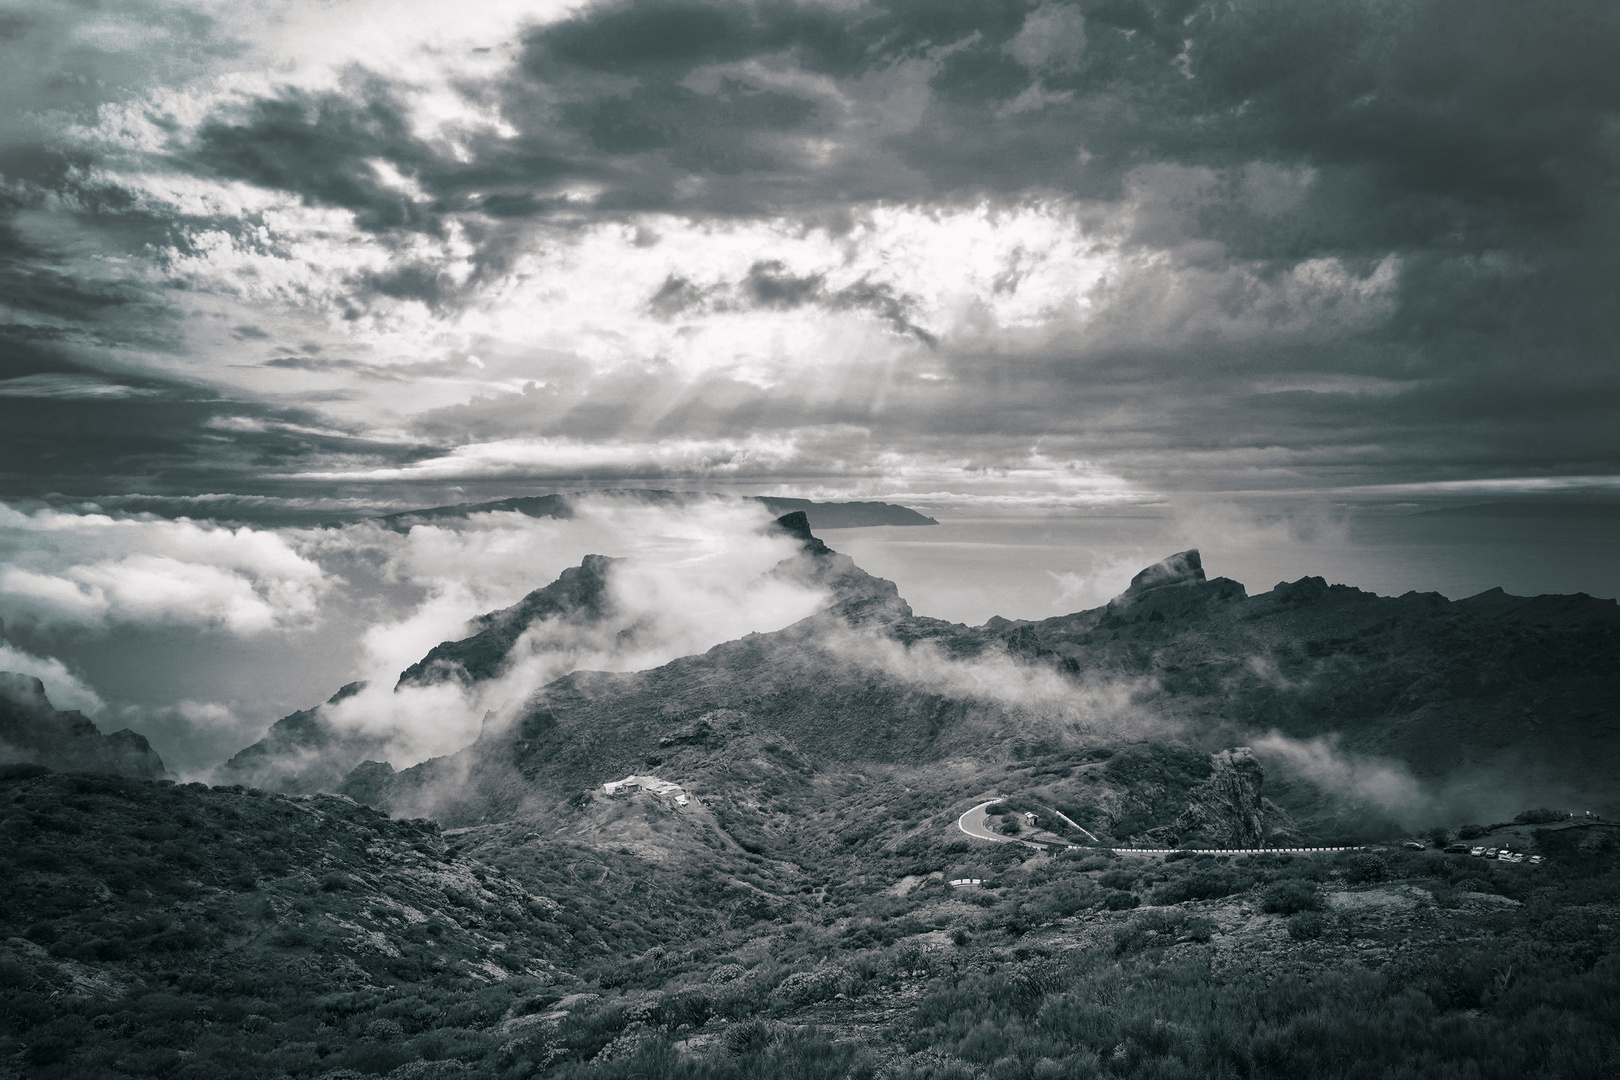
[957,802,1368,856]
[1106,846,1365,855]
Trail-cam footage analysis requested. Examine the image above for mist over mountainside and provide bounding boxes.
[6,515,1619,1080]
[0,673,166,782]
[215,513,1618,851]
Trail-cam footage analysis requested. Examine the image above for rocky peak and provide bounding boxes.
[768,512,911,624]
[0,672,167,780]
[1106,549,1245,620]
[1128,549,1205,594]
[397,553,623,689]
[0,671,51,712]
[769,510,831,555]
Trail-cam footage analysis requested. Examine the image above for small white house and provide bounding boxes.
[1023,811,1038,827]
[602,774,689,805]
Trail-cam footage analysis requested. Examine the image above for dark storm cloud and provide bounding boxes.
[1,0,1617,496]
[646,260,936,341]
[192,81,448,234]
[139,0,1620,278]
[161,1,1620,286]
[0,329,434,500]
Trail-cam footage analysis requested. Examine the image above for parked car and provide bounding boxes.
[1444,843,1471,854]
[1403,840,1425,851]
[1486,848,1499,858]
[1470,846,1485,857]
[1529,855,1543,865]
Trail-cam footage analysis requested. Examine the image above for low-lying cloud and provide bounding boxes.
[1251,730,1563,831]
[0,505,328,635]
[247,496,833,767]
[0,640,106,716]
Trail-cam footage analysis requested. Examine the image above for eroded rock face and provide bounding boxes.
[397,554,623,689]
[0,673,166,780]
[1175,748,1270,848]
[1129,550,1205,593]
[214,682,388,795]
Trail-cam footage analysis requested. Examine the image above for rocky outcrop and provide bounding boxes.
[1130,549,1206,593]
[770,512,912,625]
[214,682,389,794]
[0,673,166,780]
[1105,549,1247,621]
[1174,748,1271,848]
[335,759,397,808]
[398,554,622,689]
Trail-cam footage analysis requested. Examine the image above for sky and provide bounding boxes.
[1,0,1618,773]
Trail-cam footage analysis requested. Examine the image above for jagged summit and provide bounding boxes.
[1106,549,1246,619]
[768,509,830,554]
[218,515,913,793]
[1127,549,1205,593]
[769,512,911,624]
[214,681,386,794]
[0,672,166,780]
[398,554,622,690]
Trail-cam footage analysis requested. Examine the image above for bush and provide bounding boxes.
[1149,870,1250,906]
[1101,891,1139,911]
[771,967,841,1008]
[722,1019,778,1055]
[1288,911,1329,940]
[1341,854,1389,884]
[1114,910,1214,954]
[1097,870,1137,891]
[1260,880,1323,915]
[1514,808,1571,825]
[1456,824,1488,840]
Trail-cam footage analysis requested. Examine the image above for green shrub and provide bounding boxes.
[1341,853,1389,884]
[1097,869,1137,891]
[771,967,841,1008]
[1101,891,1138,911]
[722,1018,777,1055]
[1114,910,1214,953]
[1514,808,1571,825]
[1287,911,1329,940]
[1260,879,1323,915]
[1153,870,1249,905]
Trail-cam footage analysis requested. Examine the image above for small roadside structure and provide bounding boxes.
[602,775,689,805]
[948,878,984,888]
[1023,811,1038,827]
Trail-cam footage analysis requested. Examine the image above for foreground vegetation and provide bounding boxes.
[4,766,1618,1079]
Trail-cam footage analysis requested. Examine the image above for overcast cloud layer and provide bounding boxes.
[0,0,1615,506]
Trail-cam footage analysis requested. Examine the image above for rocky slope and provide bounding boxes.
[11,523,1620,1079]
[0,674,165,781]
[326,534,1616,843]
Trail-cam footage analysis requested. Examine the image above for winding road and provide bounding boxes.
[957,799,1101,847]
[956,799,1362,856]
[957,800,1014,844]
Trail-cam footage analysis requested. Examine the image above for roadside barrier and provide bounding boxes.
[1105,846,1366,855]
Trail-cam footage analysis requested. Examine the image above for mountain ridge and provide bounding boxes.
[0,673,167,781]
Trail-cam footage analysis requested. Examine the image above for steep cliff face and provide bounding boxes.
[396,554,622,689]
[1175,748,1270,847]
[0,673,166,780]
[213,681,388,794]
